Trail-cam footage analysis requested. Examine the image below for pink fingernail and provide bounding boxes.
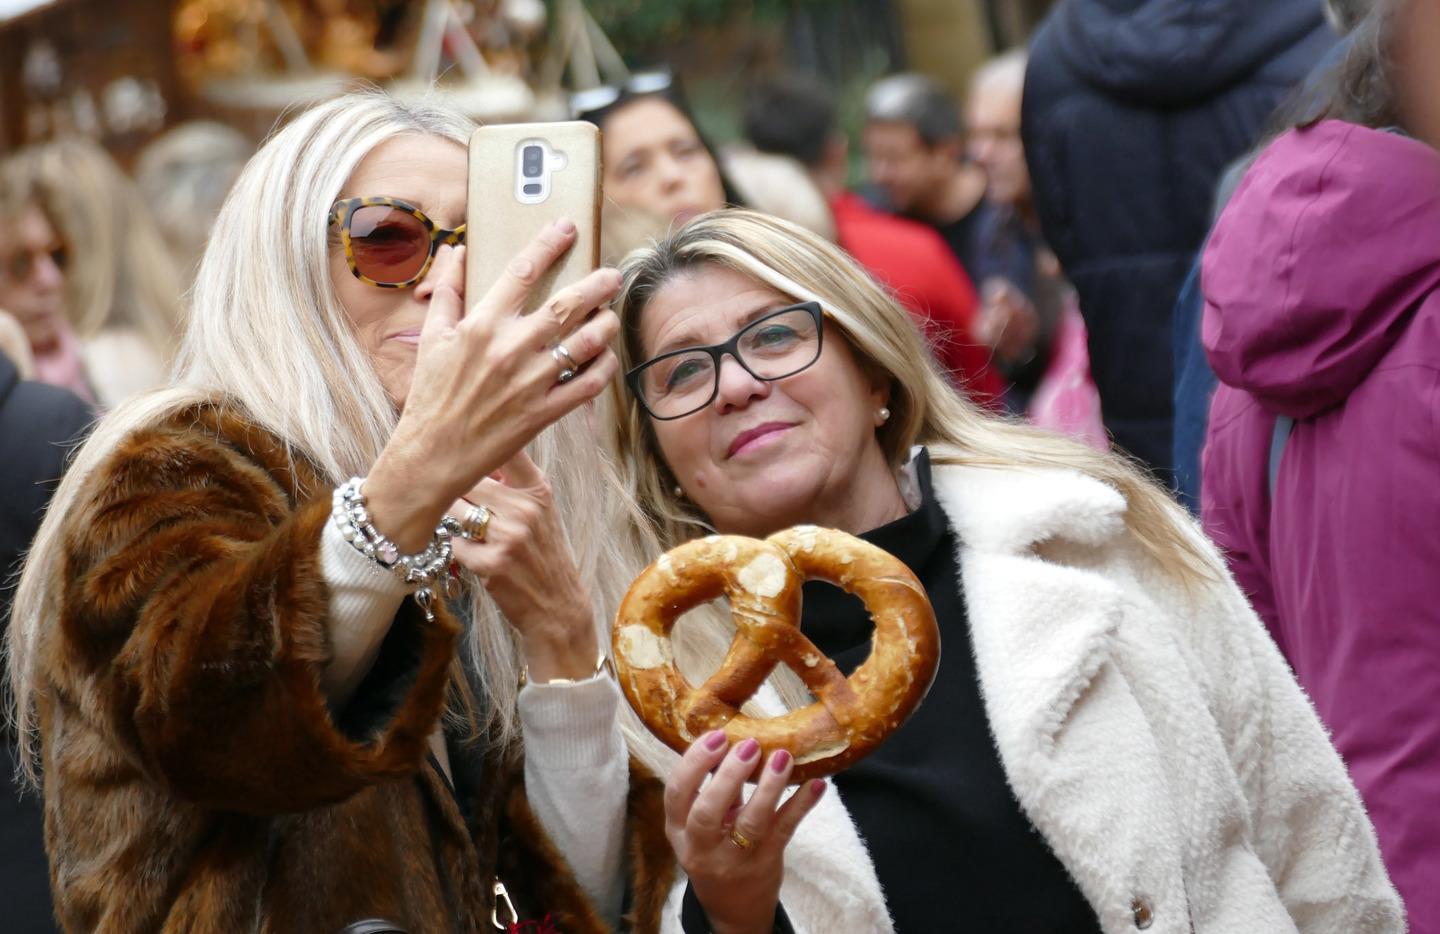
[555,218,576,235]
[736,738,760,762]
[770,750,791,772]
[704,730,727,751]
[809,779,826,797]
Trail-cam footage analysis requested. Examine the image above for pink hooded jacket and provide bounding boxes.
[1202,120,1440,931]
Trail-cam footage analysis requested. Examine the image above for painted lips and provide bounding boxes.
[727,422,794,458]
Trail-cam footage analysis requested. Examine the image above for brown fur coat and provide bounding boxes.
[37,404,675,933]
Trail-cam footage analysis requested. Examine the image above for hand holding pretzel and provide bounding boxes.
[613,526,940,783]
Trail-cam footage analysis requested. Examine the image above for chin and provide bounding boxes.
[723,467,827,532]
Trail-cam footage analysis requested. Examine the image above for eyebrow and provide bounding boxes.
[650,301,793,358]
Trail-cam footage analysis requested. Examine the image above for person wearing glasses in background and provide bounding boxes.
[592,209,1404,933]
[7,90,678,933]
[2,139,185,408]
[0,165,91,403]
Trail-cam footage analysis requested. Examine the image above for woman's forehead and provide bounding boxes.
[339,135,467,219]
[604,98,696,153]
[641,265,791,351]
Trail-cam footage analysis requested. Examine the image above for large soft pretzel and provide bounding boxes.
[612,526,940,782]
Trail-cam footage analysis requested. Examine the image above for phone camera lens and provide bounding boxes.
[522,145,544,178]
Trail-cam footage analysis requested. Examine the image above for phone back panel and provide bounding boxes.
[466,122,601,317]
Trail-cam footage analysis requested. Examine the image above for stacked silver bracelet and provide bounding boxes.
[332,477,457,618]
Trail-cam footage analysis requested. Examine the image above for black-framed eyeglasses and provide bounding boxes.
[626,301,824,421]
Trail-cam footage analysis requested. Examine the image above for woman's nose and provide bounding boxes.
[656,154,687,192]
[713,355,769,412]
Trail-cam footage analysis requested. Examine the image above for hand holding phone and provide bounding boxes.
[466,122,603,316]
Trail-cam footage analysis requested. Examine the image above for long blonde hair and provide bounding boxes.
[4,138,184,357]
[6,90,620,781]
[598,210,1214,769]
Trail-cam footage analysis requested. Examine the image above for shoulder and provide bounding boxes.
[77,397,320,540]
[2,379,92,448]
[929,459,1128,555]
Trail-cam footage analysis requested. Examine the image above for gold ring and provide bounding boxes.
[728,828,756,851]
[460,504,492,541]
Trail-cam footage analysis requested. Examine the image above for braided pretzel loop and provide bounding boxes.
[613,525,940,783]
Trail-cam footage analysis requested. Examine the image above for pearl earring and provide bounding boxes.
[673,485,684,497]
[878,406,891,424]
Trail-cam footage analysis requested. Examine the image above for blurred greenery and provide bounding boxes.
[578,0,827,54]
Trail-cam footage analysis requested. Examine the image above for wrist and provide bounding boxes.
[521,621,600,682]
[365,450,452,552]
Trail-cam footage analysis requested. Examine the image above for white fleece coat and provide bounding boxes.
[662,462,1405,934]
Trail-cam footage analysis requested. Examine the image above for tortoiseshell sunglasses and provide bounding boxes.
[330,196,466,289]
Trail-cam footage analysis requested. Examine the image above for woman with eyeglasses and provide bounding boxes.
[596,210,1403,933]
[7,90,674,932]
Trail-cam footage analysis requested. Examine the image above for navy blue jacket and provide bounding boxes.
[0,351,91,934]
[1022,0,1335,478]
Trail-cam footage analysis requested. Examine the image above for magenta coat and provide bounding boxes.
[1202,119,1440,932]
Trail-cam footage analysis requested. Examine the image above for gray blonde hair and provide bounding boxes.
[599,210,1215,762]
[1,138,184,359]
[6,90,618,781]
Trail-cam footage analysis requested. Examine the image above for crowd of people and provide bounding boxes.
[0,0,1435,930]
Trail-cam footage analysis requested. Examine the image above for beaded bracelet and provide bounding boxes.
[332,477,456,618]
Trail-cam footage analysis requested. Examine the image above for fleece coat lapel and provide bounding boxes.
[933,465,1192,933]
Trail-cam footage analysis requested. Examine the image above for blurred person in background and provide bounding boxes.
[134,121,253,286]
[574,74,745,255]
[717,146,836,242]
[1170,0,1371,512]
[1023,0,1338,479]
[744,74,1003,403]
[0,317,90,934]
[1201,0,1440,924]
[0,168,90,402]
[964,49,1074,417]
[4,139,184,407]
[579,75,837,273]
[862,73,1003,287]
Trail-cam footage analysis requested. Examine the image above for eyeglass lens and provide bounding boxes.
[637,306,821,419]
[347,204,431,284]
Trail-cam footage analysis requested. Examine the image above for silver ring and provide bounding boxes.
[459,504,492,541]
[552,344,578,384]
[552,342,578,369]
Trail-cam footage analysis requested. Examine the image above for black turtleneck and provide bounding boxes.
[796,449,1101,932]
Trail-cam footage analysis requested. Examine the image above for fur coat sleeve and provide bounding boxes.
[53,405,460,814]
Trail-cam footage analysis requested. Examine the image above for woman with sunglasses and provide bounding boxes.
[597,210,1403,933]
[7,90,675,932]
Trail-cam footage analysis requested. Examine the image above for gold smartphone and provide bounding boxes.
[465,121,602,316]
